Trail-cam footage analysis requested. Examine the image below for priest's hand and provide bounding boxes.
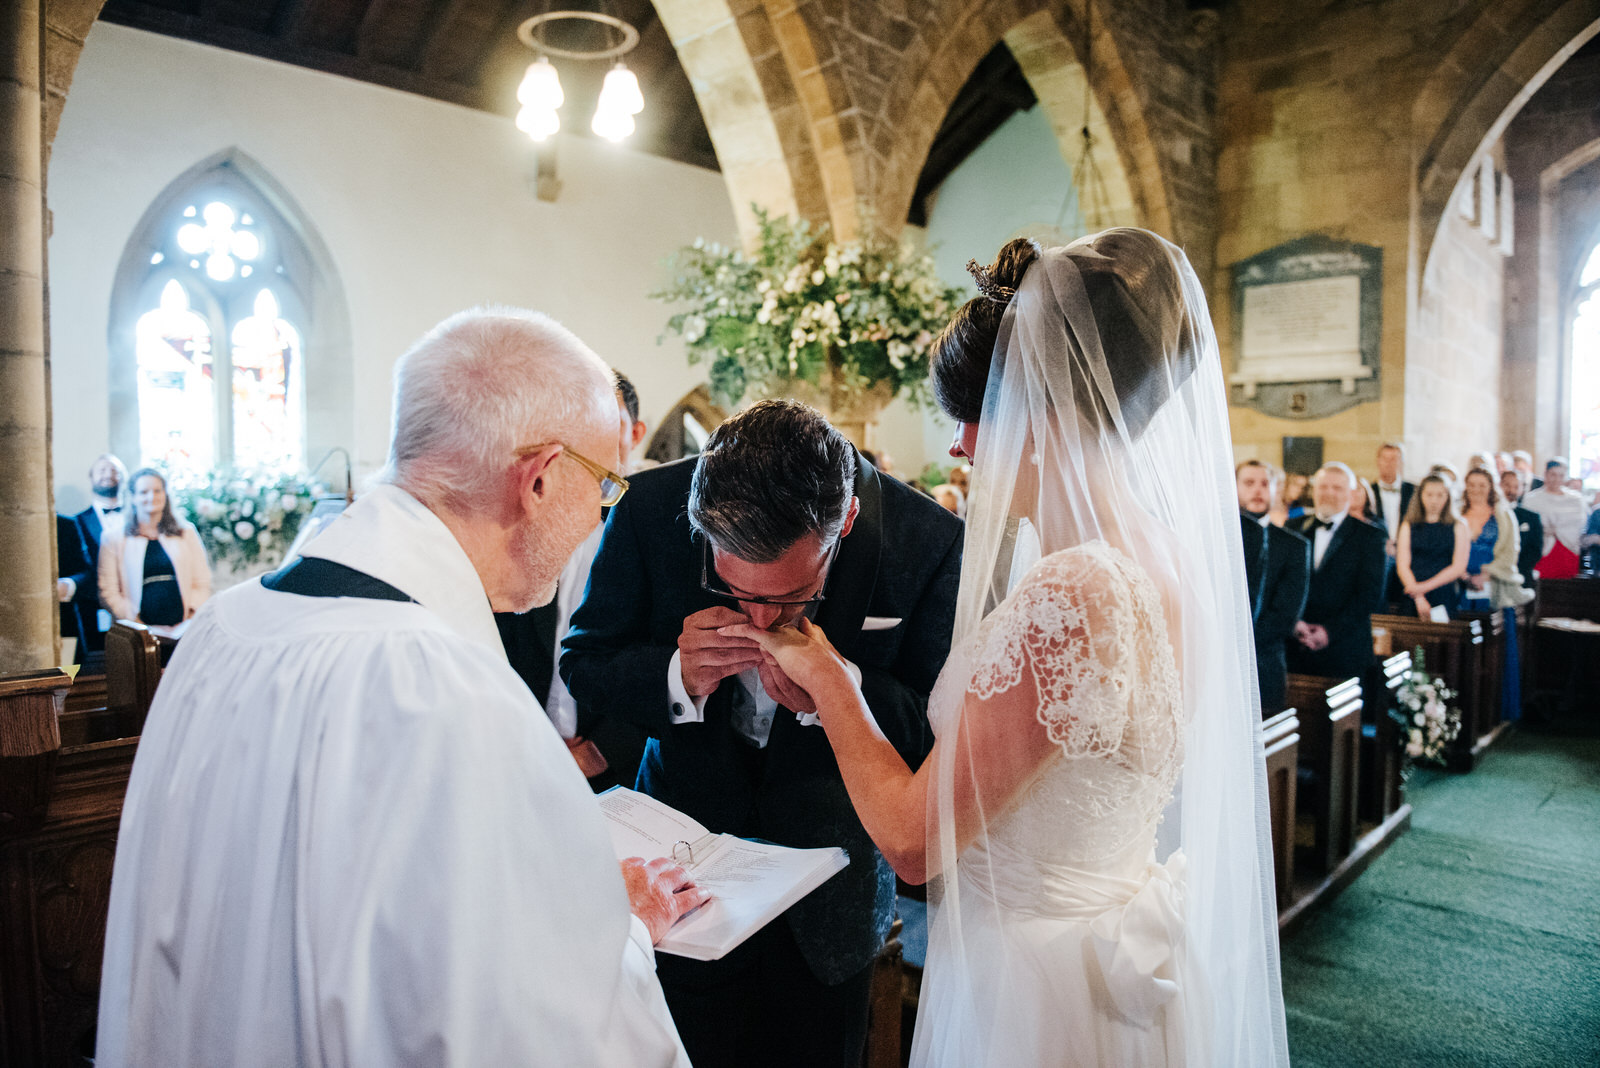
[678,606,765,697]
[621,856,711,945]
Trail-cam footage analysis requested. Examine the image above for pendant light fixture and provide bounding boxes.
[515,8,643,145]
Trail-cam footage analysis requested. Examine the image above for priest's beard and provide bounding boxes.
[507,503,595,614]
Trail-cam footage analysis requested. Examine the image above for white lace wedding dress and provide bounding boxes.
[912,541,1188,1068]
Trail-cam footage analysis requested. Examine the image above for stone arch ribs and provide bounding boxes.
[1411,0,1600,296]
[870,0,1186,246]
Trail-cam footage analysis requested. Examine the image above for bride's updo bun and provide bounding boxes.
[931,228,1200,438]
[931,238,1040,424]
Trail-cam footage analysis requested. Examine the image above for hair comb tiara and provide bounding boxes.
[966,259,1016,305]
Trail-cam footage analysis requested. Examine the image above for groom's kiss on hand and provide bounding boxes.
[560,400,962,1068]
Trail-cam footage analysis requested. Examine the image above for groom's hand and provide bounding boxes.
[679,606,765,697]
[758,657,816,714]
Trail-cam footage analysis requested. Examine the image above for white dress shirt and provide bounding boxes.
[1376,483,1403,538]
[1311,510,1348,570]
[97,485,687,1068]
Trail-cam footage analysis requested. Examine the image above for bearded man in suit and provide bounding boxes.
[561,400,962,1068]
[1288,462,1388,680]
[1237,461,1310,714]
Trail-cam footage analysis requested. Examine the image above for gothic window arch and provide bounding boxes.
[1570,237,1600,484]
[109,149,351,476]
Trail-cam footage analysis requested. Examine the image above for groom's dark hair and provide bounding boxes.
[688,400,856,564]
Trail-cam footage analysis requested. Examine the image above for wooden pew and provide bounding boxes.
[1284,673,1362,876]
[1528,577,1600,718]
[0,668,139,1068]
[1360,651,1411,824]
[1261,708,1300,908]
[1370,613,1498,770]
[1455,608,1505,741]
[862,919,904,1068]
[104,620,162,737]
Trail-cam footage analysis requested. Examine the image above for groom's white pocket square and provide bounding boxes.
[861,616,902,631]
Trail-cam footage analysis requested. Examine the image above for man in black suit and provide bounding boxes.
[1237,461,1310,714]
[1501,468,1544,585]
[62,453,126,654]
[56,514,94,657]
[561,400,961,1068]
[1367,442,1415,606]
[1288,462,1388,680]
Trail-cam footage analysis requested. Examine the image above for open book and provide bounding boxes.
[599,787,848,961]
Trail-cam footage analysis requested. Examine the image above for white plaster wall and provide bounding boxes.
[48,23,738,511]
[878,105,1077,478]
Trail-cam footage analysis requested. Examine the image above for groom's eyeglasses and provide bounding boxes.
[700,539,840,608]
[514,442,630,507]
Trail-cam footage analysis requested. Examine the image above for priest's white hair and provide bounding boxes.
[380,306,616,513]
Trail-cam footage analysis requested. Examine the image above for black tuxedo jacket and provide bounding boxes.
[1287,514,1387,680]
[68,507,111,652]
[561,456,962,984]
[1241,515,1310,714]
[1513,507,1543,585]
[57,515,94,653]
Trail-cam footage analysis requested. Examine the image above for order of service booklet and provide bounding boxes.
[598,786,849,961]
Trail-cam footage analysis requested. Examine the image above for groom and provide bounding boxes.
[561,400,962,1068]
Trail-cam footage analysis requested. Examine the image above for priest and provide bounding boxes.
[96,307,706,1068]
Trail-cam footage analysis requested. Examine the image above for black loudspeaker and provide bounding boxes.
[1282,436,1324,476]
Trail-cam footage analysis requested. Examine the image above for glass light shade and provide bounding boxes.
[591,104,634,142]
[600,64,644,116]
[516,105,560,141]
[517,57,563,111]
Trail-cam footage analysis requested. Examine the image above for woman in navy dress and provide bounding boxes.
[1396,474,1469,617]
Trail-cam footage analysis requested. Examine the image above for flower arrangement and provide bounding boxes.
[654,208,965,409]
[1391,648,1462,767]
[171,469,325,572]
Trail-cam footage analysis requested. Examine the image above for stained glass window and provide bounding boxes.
[131,193,305,474]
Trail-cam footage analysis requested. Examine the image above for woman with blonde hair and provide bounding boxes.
[1396,473,1468,617]
[98,467,211,632]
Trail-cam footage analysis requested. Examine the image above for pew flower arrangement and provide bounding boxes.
[172,469,324,572]
[653,208,964,409]
[1391,648,1462,767]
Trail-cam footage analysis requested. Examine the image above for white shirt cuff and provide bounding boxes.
[665,649,710,725]
[795,658,861,727]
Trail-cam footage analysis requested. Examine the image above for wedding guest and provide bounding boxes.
[1522,457,1588,578]
[1289,462,1387,679]
[1583,507,1600,573]
[931,483,965,517]
[1395,474,1469,617]
[1495,452,1514,475]
[1511,450,1539,490]
[1459,468,1525,611]
[1238,460,1309,713]
[615,371,650,469]
[97,468,211,631]
[1280,471,1312,524]
[1371,441,1415,543]
[1501,469,1544,586]
[97,307,705,1068]
[61,453,126,652]
[947,462,970,497]
[1468,451,1497,476]
[1349,476,1376,524]
[56,514,94,658]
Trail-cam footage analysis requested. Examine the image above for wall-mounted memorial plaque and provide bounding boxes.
[1229,236,1382,420]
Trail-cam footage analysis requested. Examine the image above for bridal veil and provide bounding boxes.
[920,229,1290,1066]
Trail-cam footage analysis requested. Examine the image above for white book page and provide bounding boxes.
[597,787,711,862]
[658,839,847,959]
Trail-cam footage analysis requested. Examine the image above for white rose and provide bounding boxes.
[235,520,256,540]
[280,492,299,512]
[811,270,825,285]
[214,527,232,544]
[1413,712,1426,726]
[756,308,771,324]
[1406,740,1424,758]
[682,315,707,343]
[259,531,273,549]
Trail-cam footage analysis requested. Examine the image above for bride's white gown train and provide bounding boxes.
[912,542,1190,1068]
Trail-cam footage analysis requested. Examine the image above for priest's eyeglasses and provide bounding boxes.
[515,443,630,507]
[700,539,839,607]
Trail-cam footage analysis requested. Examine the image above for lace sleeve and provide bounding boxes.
[966,544,1142,758]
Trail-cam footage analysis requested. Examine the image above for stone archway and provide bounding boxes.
[1411,0,1600,292]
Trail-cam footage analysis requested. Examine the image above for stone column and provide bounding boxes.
[0,0,57,671]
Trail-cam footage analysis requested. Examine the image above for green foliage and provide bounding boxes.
[653,208,964,408]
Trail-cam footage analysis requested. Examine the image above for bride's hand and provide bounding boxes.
[720,618,850,698]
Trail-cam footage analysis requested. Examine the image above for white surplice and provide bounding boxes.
[96,484,688,1068]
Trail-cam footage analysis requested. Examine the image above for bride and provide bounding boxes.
[728,229,1289,1066]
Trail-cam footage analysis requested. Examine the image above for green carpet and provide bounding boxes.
[1281,723,1600,1067]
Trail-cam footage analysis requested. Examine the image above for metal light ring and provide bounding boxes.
[517,12,640,61]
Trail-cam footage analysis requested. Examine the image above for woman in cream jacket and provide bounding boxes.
[99,468,212,628]
[1460,467,1532,610]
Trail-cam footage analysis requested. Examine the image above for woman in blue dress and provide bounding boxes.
[1396,474,1469,617]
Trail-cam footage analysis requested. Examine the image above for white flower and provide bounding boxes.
[279,492,299,512]
[757,279,771,294]
[1414,712,1426,726]
[240,498,256,518]
[683,315,707,343]
[756,308,771,324]
[823,254,840,276]
[235,520,256,540]
[811,270,825,286]
[214,527,233,544]
[259,531,273,549]
[1406,740,1424,758]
